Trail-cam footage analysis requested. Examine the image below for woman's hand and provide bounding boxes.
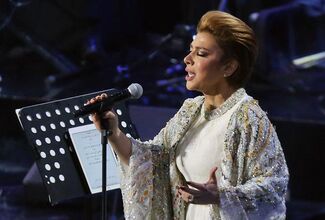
[86,93,119,134]
[86,93,132,165]
[178,166,219,204]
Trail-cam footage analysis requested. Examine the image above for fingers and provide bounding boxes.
[179,185,200,195]
[208,166,218,184]
[85,93,114,123]
[177,167,219,205]
[86,93,110,118]
[177,181,219,204]
[188,194,194,203]
[186,181,207,191]
[177,186,196,203]
[86,93,108,105]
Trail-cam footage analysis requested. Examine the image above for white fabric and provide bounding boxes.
[176,95,247,219]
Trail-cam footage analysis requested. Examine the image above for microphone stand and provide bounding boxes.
[100,116,112,220]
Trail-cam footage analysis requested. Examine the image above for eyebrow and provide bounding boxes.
[190,44,211,52]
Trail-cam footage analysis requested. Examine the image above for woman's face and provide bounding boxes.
[184,31,229,95]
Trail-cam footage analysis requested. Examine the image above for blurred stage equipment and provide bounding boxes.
[115,24,195,74]
[7,23,80,74]
[0,0,32,31]
[0,0,83,83]
[293,51,325,69]
[0,0,116,100]
[114,24,196,103]
[250,0,325,82]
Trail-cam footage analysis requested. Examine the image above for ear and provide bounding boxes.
[223,59,238,77]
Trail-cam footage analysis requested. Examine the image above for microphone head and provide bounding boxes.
[128,83,143,99]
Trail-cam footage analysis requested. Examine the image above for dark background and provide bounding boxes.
[0,0,325,219]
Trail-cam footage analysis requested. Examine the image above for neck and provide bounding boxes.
[203,86,237,111]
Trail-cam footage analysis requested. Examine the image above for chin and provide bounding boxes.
[186,82,199,92]
[185,82,194,91]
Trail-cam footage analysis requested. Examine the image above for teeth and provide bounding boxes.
[188,72,194,76]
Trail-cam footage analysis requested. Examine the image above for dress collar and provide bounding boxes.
[202,88,246,121]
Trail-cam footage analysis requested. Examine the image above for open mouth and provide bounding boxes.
[185,72,195,81]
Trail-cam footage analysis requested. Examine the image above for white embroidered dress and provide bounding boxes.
[176,94,247,219]
[118,88,289,220]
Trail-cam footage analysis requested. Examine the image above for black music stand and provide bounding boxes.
[15,89,139,209]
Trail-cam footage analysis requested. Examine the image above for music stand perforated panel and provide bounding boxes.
[16,89,139,205]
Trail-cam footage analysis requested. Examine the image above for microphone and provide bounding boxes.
[74,83,143,117]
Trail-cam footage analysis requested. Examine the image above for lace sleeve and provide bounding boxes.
[118,107,180,219]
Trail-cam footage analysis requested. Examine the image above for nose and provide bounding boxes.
[183,52,193,65]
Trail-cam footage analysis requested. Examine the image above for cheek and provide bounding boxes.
[197,60,213,73]
[198,62,221,79]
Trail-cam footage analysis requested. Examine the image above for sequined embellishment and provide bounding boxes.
[203,88,246,121]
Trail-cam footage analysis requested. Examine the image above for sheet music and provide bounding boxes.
[68,124,120,193]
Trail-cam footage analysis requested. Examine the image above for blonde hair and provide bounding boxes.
[197,10,258,87]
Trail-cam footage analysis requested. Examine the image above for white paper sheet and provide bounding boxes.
[68,124,120,194]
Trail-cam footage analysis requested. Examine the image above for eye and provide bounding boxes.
[197,50,207,57]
